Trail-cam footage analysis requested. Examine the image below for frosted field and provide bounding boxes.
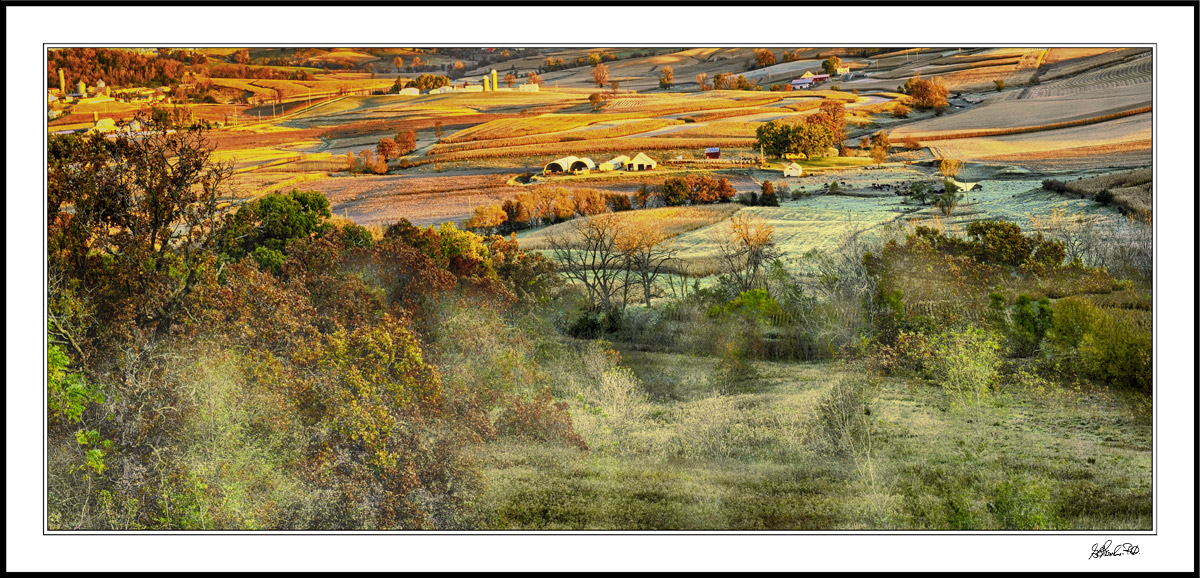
[660,170,1139,268]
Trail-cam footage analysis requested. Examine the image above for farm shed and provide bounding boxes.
[397,87,420,95]
[89,118,116,133]
[790,78,814,89]
[836,66,851,76]
[705,147,721,159]
[570,157,596,174]
[811,74,831,83]
[799,71,815,79]
[627,152,657,171]
[545,156,596,175]
[599,155,630,171]
[783,162,803,177]
[518,83,540,92]
[544,156,579,174]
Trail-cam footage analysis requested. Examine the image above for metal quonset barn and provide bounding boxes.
[544,156,596,175]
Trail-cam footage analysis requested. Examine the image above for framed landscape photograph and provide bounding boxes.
[8,3,1195,573]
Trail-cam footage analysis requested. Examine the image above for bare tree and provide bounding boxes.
[547,215,629,311]
[617,222,677,307]
[713,213,781,293]
[592,63,610,88]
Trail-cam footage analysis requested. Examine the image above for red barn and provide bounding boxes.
[705,147,721,159]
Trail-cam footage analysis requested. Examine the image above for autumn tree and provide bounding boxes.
[396,129,417,154]
[571,188,608,216]
[527,72,543,86]
[504,72,516,88]
[403,74,449,91]
[822,55,842,76]
[392,56,404,70]
[904,73,949,110]
[891,103,911,118]
[760,181,779,206]
[695,72,708,91]
[47,116,234,343]
[871,144,889,166]
[806,99,847,144]
[755,49,777,68]
[592,63,610,88]
[589,92,604,111]
[377,137,400,161]
[938,158,964,178]
[659,66,674,89]
[466,204,509,234]
[358,149,377,174]
[870,130,891,150]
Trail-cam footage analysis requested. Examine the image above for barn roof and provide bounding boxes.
[629,152,657,165]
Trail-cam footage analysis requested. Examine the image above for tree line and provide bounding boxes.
[466,175,739,235]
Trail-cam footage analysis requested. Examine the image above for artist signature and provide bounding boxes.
[1090,540,1140,559]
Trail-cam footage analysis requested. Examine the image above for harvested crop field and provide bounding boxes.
[1025,52,1151,99]
[926,113,1151,166]
[892,90,1151,138]
[310,171,528,226]
[517,204,742,251]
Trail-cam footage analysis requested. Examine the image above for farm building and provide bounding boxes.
[835,66,851,76]
[599,155,629,171]
[799,71,815,79]
[705,147,721,159]
[544,156,596,175]
[397,87,420,95]
[428,86,456,95]
[782,162,803,177]
[811,74,831,83]
[518,83,540,92]
[89,118,116,134]
[790,78,814,89]
[462,85,484,93]
[626,152,657,171]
